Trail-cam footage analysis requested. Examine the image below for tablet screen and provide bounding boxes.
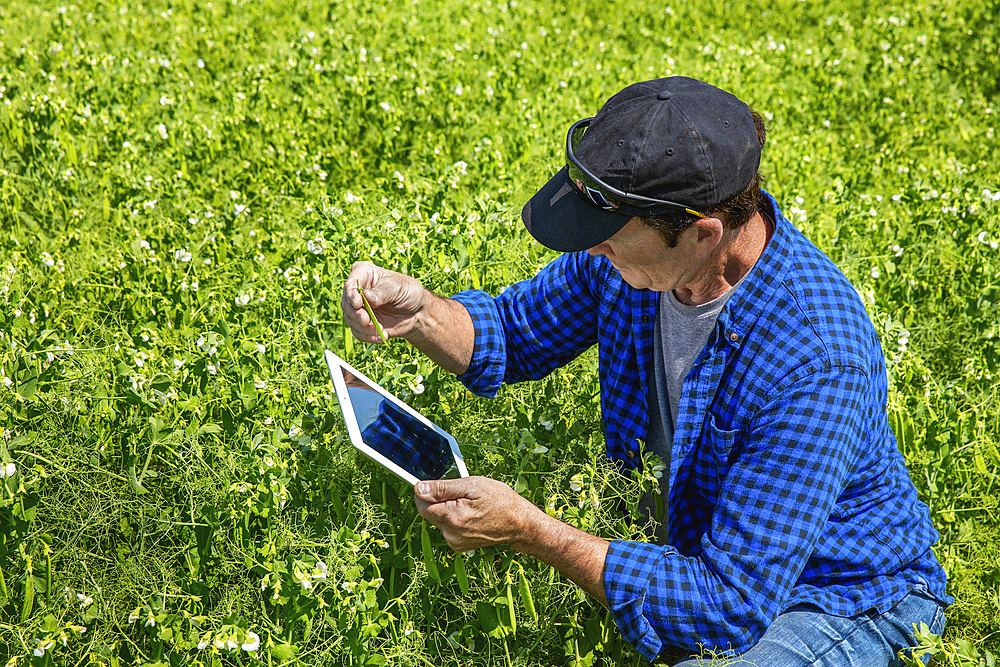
[325,350,468,485]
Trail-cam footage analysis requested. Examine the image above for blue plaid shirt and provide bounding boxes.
[451,192,950,659]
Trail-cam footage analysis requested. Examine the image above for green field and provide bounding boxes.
[1,0,999,664]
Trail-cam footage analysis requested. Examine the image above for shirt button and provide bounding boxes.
[729,332,739,342]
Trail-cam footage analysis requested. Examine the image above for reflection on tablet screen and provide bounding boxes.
[341,369,454,480]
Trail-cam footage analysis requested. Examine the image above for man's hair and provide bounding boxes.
[643,109,768,247]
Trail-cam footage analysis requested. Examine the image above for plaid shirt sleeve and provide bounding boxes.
[451,251,601,397]
[605,361,872,658]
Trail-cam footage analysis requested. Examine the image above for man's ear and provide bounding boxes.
[690,217,725,253]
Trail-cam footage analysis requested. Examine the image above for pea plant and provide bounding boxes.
[1,0,998,664]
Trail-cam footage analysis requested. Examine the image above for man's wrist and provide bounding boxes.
[506,501,551,556]
[403,293,474,375]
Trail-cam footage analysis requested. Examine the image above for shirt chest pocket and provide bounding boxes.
[688,412,740,503]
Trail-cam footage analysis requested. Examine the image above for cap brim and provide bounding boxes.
[521,167,631,252]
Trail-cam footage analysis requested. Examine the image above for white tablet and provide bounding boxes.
[324,350,469,485]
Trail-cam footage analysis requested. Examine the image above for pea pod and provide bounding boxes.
[20,557,34,623]
[518,567,537,623]
[454,552,469,595]
[420,522,440,583]
[506,581,517,636]
[357,281,388,343]
[45,549,52,603]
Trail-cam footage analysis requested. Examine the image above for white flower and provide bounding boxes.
[197,636,211,650]
[293,568,313,590]
[77,593,93,608]
[569,474,584,492]
[235,292,252,307]
[0,462,14,478]
[242,631,260,652]
[156,123,168,139]
[531,443,548,455]
[345,191,361,204]
[978,231,990,244]
[145,613,156,627]
[41,251,55,267]
[379,101,392,112]
[34,639,55,657]
[234,203,246,216]
[254,380,267,390]
[174,248,192,262]
[173,358,184,369]
[256,344,266,354]
[312,561,328,582]
[307,230,327,254]
[870,266,881,279]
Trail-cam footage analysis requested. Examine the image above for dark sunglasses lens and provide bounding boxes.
[570,123,587,153]
[567,162,619,211]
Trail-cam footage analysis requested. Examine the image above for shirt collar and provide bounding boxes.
[715,190,795,338]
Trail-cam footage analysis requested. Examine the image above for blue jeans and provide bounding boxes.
[672,588,947,666]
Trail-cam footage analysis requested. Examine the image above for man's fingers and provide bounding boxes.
[414,477,480,504]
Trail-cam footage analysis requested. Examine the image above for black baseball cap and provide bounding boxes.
[522,77,761,252]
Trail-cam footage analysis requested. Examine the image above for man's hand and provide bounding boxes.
[340,261,475,374]
[414,476,540,551]
[414,476,610,606]
[342,261,428,345]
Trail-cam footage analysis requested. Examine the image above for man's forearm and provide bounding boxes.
[512,511,610,607]
[404,292,475,375]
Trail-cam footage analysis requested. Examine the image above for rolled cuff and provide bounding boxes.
[604,540,677,661]
[451,290,507,398]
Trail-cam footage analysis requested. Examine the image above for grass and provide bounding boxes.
[1,0,998,664]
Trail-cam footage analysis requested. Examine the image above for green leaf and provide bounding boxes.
[454,553,469,596]
[16,374,37,401]
[475,601,499,633]
[198,423,223,436]
[421,521,440,583]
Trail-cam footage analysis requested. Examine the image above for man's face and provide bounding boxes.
[586,216,700,292]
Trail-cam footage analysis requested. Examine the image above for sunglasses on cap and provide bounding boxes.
[566,117,707,219]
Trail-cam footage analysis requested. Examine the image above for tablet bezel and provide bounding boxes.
[324,349,469,485]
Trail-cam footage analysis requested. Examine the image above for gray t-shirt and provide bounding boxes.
[641,277,748,543]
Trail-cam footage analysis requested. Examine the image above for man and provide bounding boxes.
[341,77,950,664]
